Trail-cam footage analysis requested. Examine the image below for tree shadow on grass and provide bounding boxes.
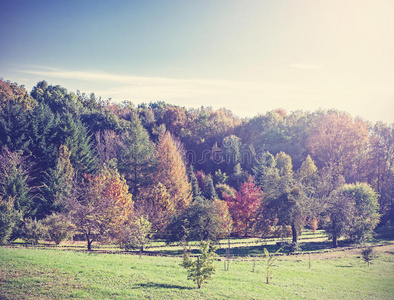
[131,282,193,290]
[151,240,342,257]
[216,244,283,256]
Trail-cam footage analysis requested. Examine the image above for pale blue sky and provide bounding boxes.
[1,0,393,123]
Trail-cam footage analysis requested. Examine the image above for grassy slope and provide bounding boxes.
[1,246,393,299]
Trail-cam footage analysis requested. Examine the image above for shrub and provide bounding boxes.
[43,213,74,245]
[0,196,22,244]
[20,218,47,244]
[362,245,376,267]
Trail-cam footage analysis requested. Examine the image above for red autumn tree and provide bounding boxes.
[224,176,263,237]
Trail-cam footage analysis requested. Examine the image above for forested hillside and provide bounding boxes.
[0,78,392,249]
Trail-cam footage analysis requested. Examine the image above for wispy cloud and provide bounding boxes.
[16,66,261,107]
[289,63,322,70]
[17,67,236,87]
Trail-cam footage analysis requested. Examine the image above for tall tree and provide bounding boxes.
[253,151,280,200]
[31,81,82,114]
[0,148,34,218]
[324,191,356,248]
[41,145,75,216]
[222,135,242,175]
[367,122,394,221]
[118,114,155,199]
[95,130,119,165]
[138,182,174,234]
[0,100,31,152]
[0,79,36,111]
[307,112,369,182]
[28,103,59,179]
[58,112,97,175]
[296,155,319,232]
[202,174,217,201]
[188,165,201,199]
[162,106,187,136]
[155,132,192,212]
[262,152,307,244]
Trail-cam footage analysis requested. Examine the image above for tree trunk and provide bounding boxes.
[87,236,93,251]
[266,268,269,284]
[332,220,338,248]
[291,223,298,244]
[333,234,337,248]
[139,245,143,259]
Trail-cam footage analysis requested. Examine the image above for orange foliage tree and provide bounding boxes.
[67,164,134,250]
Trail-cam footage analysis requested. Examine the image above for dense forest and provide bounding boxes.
[0,78,392,250]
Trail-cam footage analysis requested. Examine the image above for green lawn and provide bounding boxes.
[1,245,393,299]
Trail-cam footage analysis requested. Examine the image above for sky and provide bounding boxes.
[1,0,393,123]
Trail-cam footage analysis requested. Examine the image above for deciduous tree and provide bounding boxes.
[138,182,174,234]
[66,165,134,250]
[181,241,218,289]
[224,177,263,237]
[307,113,369,182]
[155,132,191,211]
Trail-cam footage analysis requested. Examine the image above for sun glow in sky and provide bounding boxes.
[1,0,393,123]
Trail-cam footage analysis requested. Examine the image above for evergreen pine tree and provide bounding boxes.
[118,114,155,199]
[58,112,97,175]
[29,103,59,171]
[41,145,75,216]
[202,174,217,200]
[0,101,31,152]
[188,165,201,199]
[252,151,279,197]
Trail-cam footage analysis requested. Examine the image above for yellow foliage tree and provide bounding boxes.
[155,132,192,212]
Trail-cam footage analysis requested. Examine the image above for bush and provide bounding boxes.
[43,213,74,245]
[20,218,47,244]
[0,196,22,244]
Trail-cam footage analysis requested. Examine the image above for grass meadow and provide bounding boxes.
[1,235,394,300]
